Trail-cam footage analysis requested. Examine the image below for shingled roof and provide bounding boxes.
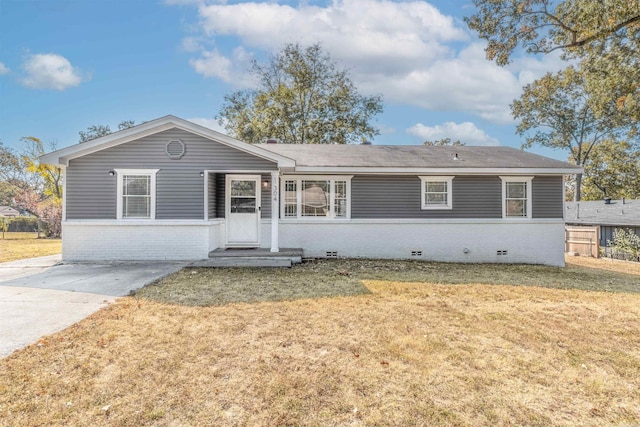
[257,144,579,170]
[565,199,640,227]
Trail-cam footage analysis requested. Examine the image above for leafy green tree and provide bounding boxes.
[512,66,637,201]
[218,43,383,144]
[580,139,640,200]
[465,0,640,120]
[0,141,30,205]
[423,138,465,146]
[20,137,63,200]
[79,120,136,143]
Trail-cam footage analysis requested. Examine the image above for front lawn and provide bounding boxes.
[0,233,61,263]
[1,257,639,426]
[135,256,640,306]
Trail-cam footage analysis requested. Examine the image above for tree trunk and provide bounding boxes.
[574,173,582,201]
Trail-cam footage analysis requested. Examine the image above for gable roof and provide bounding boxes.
[566,199,640,227]
[257,144,581,174]
[0,206,20,217]
[39,115,295,168]
[40,114,580,174]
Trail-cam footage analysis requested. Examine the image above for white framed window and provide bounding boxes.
[500,176,533,219]
[280,176,352,219]
[420,176,454,210]
[115,169,159,219]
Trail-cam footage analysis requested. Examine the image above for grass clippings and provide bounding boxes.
[2,256,640,426]
[0,233,61,263]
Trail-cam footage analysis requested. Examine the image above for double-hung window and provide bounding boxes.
[281,176,351,219]
[500,176,533,219]
[420,176,454,210]
[116,169,159,219]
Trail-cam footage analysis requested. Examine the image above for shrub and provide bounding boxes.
[6,217,39,232]
[608,228,640,261]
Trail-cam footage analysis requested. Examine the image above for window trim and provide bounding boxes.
[115,169,159,220]
[420,176,454,210]
[500,176,533,219]
[280,175,352,219]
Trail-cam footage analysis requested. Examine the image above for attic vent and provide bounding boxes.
[166,140,185,159]
[326,251,338,258]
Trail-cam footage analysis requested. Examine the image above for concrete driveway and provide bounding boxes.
[0,256,187,358]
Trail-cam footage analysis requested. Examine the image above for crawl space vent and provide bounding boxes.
[166,140,186,159]
[497,250,508,256]
[326,251,338,258]
[411,251,422,257]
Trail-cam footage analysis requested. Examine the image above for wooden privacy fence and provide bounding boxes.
[565,226,600,258]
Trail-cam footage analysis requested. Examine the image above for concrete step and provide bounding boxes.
[191,257,293,268]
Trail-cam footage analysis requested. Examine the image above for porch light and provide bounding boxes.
[108,170,115,176]
[200,171,205,177]
[262,178,269,188]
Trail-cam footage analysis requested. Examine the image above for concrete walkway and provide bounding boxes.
[0,254,62,282]
[0,257,187,358]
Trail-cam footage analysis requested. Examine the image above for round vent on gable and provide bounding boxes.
[166,140,185,159]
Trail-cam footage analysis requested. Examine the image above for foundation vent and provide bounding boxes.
[411,251,423,257]
[497,250,508,256]
[326,251,338,258]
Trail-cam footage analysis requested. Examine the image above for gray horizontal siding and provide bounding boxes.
[351,175,502,219]
[351,175,564,219]
[208,173,217,219]
[66,128,277,220]
[531,176,563,218]
[260,174,272,219]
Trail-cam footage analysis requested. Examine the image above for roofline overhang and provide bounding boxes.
[39,115,296,168]
[290,166,583,175]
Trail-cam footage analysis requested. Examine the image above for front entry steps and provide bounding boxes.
[191,248,304,268]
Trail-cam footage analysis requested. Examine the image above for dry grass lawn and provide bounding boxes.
[1,257,639,426]
[0,232,61,263]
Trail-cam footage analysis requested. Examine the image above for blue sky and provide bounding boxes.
[1,0,567,159]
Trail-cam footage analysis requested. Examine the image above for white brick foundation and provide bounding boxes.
[62,220,221,261]
[63,219,566,266]
[275,219,566,267]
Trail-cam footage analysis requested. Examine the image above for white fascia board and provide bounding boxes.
[40,115,296,168]
[292,166,583,175]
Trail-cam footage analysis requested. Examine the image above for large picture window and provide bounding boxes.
[281,176,351,219]
[500,176,533,219]
[420,176,454,210]
[116,169,159,219]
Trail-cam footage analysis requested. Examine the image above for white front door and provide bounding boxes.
[226,175,261,246]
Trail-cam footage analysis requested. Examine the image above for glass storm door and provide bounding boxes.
[226,175,261,246]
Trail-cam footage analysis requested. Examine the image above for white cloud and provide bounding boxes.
[187,117,227,133]
[20,53,87,90]
[196,0,466,71]
[174,0,567,124]
[358,43,520,123]
[509,50,570,87]
[406,121,500,146]
[0,62,9,75]
[377,124,396,135]
[189,46,254,86]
